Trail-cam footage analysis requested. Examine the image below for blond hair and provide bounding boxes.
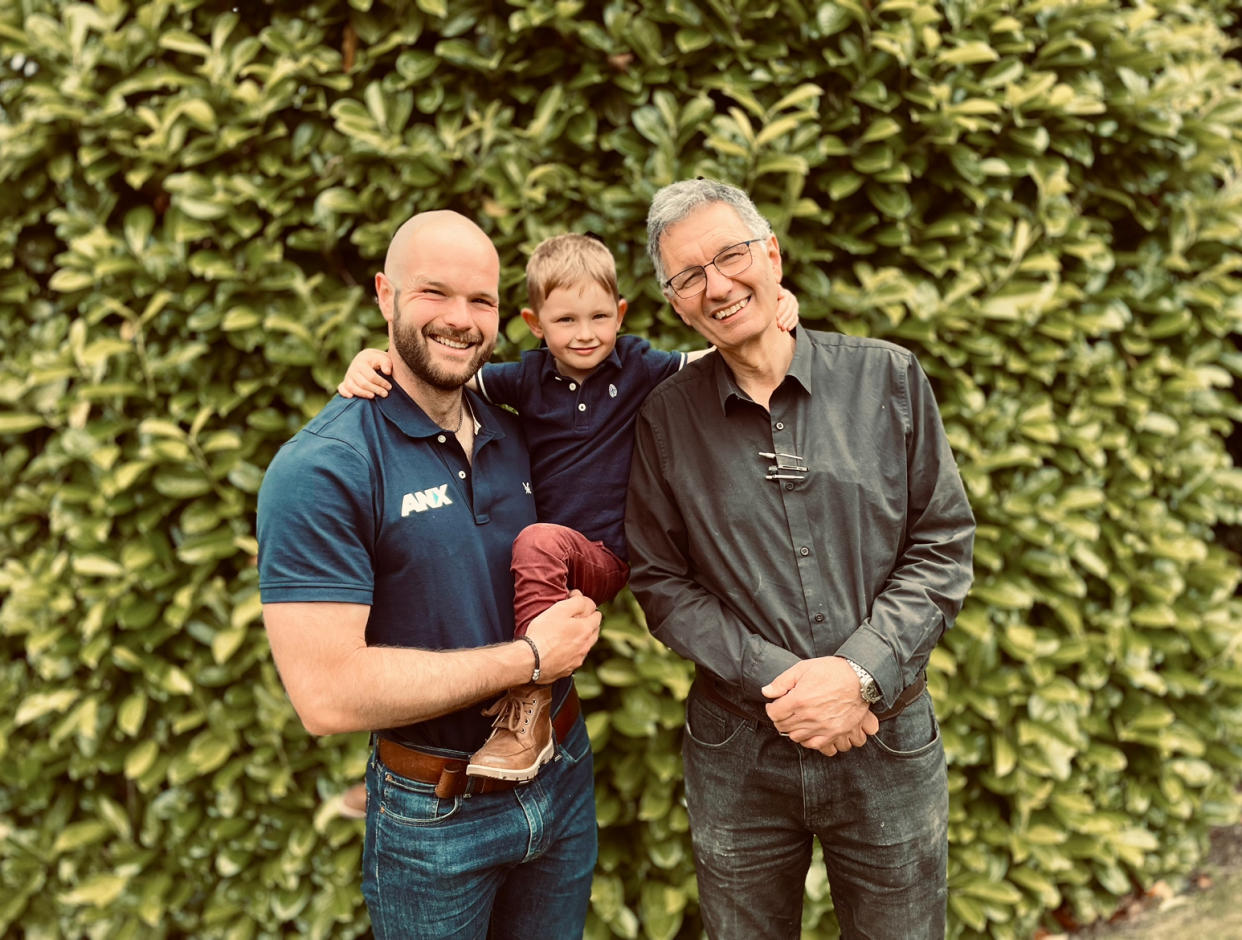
[525,233,619,313]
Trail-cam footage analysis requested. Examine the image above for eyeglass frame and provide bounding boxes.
[662,238,764,298]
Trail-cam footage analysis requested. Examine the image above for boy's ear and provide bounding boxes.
[615,297,628,325]
[520,308,544,338]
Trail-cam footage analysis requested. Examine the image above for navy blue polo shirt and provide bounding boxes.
[474,334,685,560]
[256,382,544,753]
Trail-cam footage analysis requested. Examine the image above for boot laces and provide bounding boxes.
[481,691,536,731]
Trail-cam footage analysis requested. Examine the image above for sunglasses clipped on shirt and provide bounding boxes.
[664,239,763,298]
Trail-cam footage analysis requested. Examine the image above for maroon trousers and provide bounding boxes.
[510,523,629,636]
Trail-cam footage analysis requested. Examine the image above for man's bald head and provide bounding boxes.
[384,210,499,287]
[373,209,501,398]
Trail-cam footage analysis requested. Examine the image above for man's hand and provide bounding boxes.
[762,656,879,756]
[523,590,601,682]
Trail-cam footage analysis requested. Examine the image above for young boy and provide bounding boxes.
[338,233,798,789]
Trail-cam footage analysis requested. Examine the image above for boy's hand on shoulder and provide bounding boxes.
[776,287,800,333]
[338,348,393,399]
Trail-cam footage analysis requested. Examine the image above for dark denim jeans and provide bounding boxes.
[682,682,948,939]
[510,523,629,636]
[361,715,597,939]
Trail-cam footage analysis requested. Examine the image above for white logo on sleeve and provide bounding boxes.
[523,482,532,495]
[402,484,453,516]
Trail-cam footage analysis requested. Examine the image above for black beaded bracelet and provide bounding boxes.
[518,635,540,682]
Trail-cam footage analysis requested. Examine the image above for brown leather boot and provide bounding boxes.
[466,684,554,781]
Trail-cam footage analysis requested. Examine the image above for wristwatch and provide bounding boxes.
[844,659,881,704]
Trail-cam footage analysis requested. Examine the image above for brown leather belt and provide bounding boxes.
[699,669,926,725]
[378,687,580,799]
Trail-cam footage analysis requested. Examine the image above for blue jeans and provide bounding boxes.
[361,715,597,939]
[682,682,948,940]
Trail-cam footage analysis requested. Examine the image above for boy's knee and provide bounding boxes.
[512,523,574,560]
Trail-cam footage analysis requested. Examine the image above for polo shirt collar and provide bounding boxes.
[714,328,812,414]
[377,381,495,440]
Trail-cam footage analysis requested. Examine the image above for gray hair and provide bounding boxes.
[646,178,774,288]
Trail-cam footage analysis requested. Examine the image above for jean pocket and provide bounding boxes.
[870,692,943,760]
[375,767,462,827]
[684,691,750,749]
[555,715,592,768]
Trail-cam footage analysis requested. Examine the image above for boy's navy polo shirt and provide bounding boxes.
[475,334,685,561]
[257,382,544,753]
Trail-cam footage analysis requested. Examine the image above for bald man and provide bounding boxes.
[257,211,602,938]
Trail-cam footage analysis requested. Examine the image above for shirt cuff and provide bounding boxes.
[834,632,900,711]
[743,636,802,699]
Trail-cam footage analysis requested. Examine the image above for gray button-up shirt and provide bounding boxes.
[625,328,975,711]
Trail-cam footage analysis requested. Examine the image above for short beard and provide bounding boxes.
[391,295,493,391]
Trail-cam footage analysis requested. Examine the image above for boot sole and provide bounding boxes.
[465,739,555,782]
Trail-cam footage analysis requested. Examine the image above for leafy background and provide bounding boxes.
[4,0,1242,937]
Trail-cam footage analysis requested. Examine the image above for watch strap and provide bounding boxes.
[844,658,881,704]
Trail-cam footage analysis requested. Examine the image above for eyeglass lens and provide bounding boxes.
[669,241,756,297]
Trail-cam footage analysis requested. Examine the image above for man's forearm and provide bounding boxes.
[308,640,538,735]
[263,601,537,737]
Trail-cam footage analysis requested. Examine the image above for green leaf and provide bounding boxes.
[125,739,159,779]
[59,873,129,908]
[0,413,47,433]
[15,690,81,726]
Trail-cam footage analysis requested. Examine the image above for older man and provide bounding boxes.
[257,211,601,939]
[625,179,975,939]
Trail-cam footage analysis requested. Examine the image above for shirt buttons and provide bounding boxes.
[577,403,587,412]
[785,483,794,491]
[437,434,447,443]
[775,422,784,430]
[814,613,825,623]
[458,470,467,480]
[799,546,810,556]
[569,383,577,391]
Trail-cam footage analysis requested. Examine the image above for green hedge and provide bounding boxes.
[4,1,1242,937]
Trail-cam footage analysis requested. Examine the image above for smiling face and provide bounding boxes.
[522,281,627,382]
[376,212,500,393]
[658,201,783,355]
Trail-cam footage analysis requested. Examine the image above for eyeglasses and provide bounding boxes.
[664,239,762,298]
